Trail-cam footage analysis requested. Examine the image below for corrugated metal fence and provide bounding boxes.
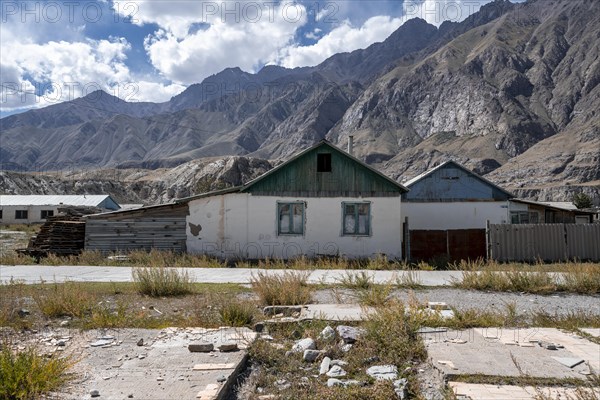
[488,223,600,262]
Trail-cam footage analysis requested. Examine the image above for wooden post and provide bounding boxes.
[485,220,491,261]
[404,216,410,263]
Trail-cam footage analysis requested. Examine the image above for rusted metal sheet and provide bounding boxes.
[448,230,486,261]
[409,229,485,262]
[489,224,600,262]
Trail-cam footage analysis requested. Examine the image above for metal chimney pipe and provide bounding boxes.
[348,135,354,155]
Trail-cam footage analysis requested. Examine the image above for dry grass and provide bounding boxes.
[0,345,74,400]
[1,280,250,330]
[357,300,428,365]
[453,262,600,294]
[219,301,257,327]
[396,270,425,289]
[245,304,426,400]
[33,281,95,318]
[132,266,195,297]
[357,284,393,306]
[0,279,29,329]
[251,270,313,305]
[336,271,374,289]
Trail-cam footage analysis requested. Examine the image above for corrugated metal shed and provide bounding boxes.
[0,195,119,209]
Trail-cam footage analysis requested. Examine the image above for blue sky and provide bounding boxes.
[0,0,497,117]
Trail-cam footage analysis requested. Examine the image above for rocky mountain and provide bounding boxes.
[330,0,600,187]
[1,0,598,203]
[0,156,271,205]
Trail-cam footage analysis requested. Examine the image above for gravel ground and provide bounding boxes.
[313,288,600,316]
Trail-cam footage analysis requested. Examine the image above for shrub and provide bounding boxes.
[132,266,194,297]
[251,270,313,305]
[357,284,392,307]
[0,278,27,326]
[219,301,256,327]
[0,346,73,400]
[33,281,95,318]
[336,271,374,289]
[354,300,427,366]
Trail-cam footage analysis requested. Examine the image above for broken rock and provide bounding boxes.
[326,365,347,378]
[292,338,316,352]
[366,365,398,381]
[319,326,335,341]
[319,357,331,375]
[218,342,238,352]
[189,343,214,353]
[336,325,363,344]
[303,349,321,362]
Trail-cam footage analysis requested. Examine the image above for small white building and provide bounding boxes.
[181,141,408,259]
[400,161,513,261]
[508,199,596,224]
[401,160,513,230]
[0,195,120,225]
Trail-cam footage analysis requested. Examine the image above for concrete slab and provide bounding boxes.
[0,265,462,286]
[54,327,253,400]
[580,327,600,338]
[449,382,600,400]
[552,357,585,368]
[424,328,599,379]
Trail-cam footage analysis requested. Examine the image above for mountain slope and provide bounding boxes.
[1,0,598,201]
[325,0,599,188]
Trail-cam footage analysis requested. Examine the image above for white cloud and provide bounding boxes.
[0,15,183,111]
[138,2,307,85]
[134,80,186,103]
[0,23,132,111]
[275,15,404,68]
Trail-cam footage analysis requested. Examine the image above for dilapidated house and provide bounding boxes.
[181,141,408,259]
[85,141,408,259]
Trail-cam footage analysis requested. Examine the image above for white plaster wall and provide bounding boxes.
[401,202,509,230]
[187,194,403,259]
[0,205,57,225]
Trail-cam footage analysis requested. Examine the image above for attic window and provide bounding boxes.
[441,176,459,180]
[317,153,332,172]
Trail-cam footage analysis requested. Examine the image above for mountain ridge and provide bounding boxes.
[1,0,598,202]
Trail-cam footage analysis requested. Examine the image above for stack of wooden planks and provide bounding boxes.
[20,207,100,258]
[27,216,86,256]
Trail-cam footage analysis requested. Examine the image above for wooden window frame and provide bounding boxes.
[277,202,305,236]
[15,210,28,220]
[341,202,371,236]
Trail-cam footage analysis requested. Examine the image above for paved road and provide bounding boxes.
[0,265,464,286]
